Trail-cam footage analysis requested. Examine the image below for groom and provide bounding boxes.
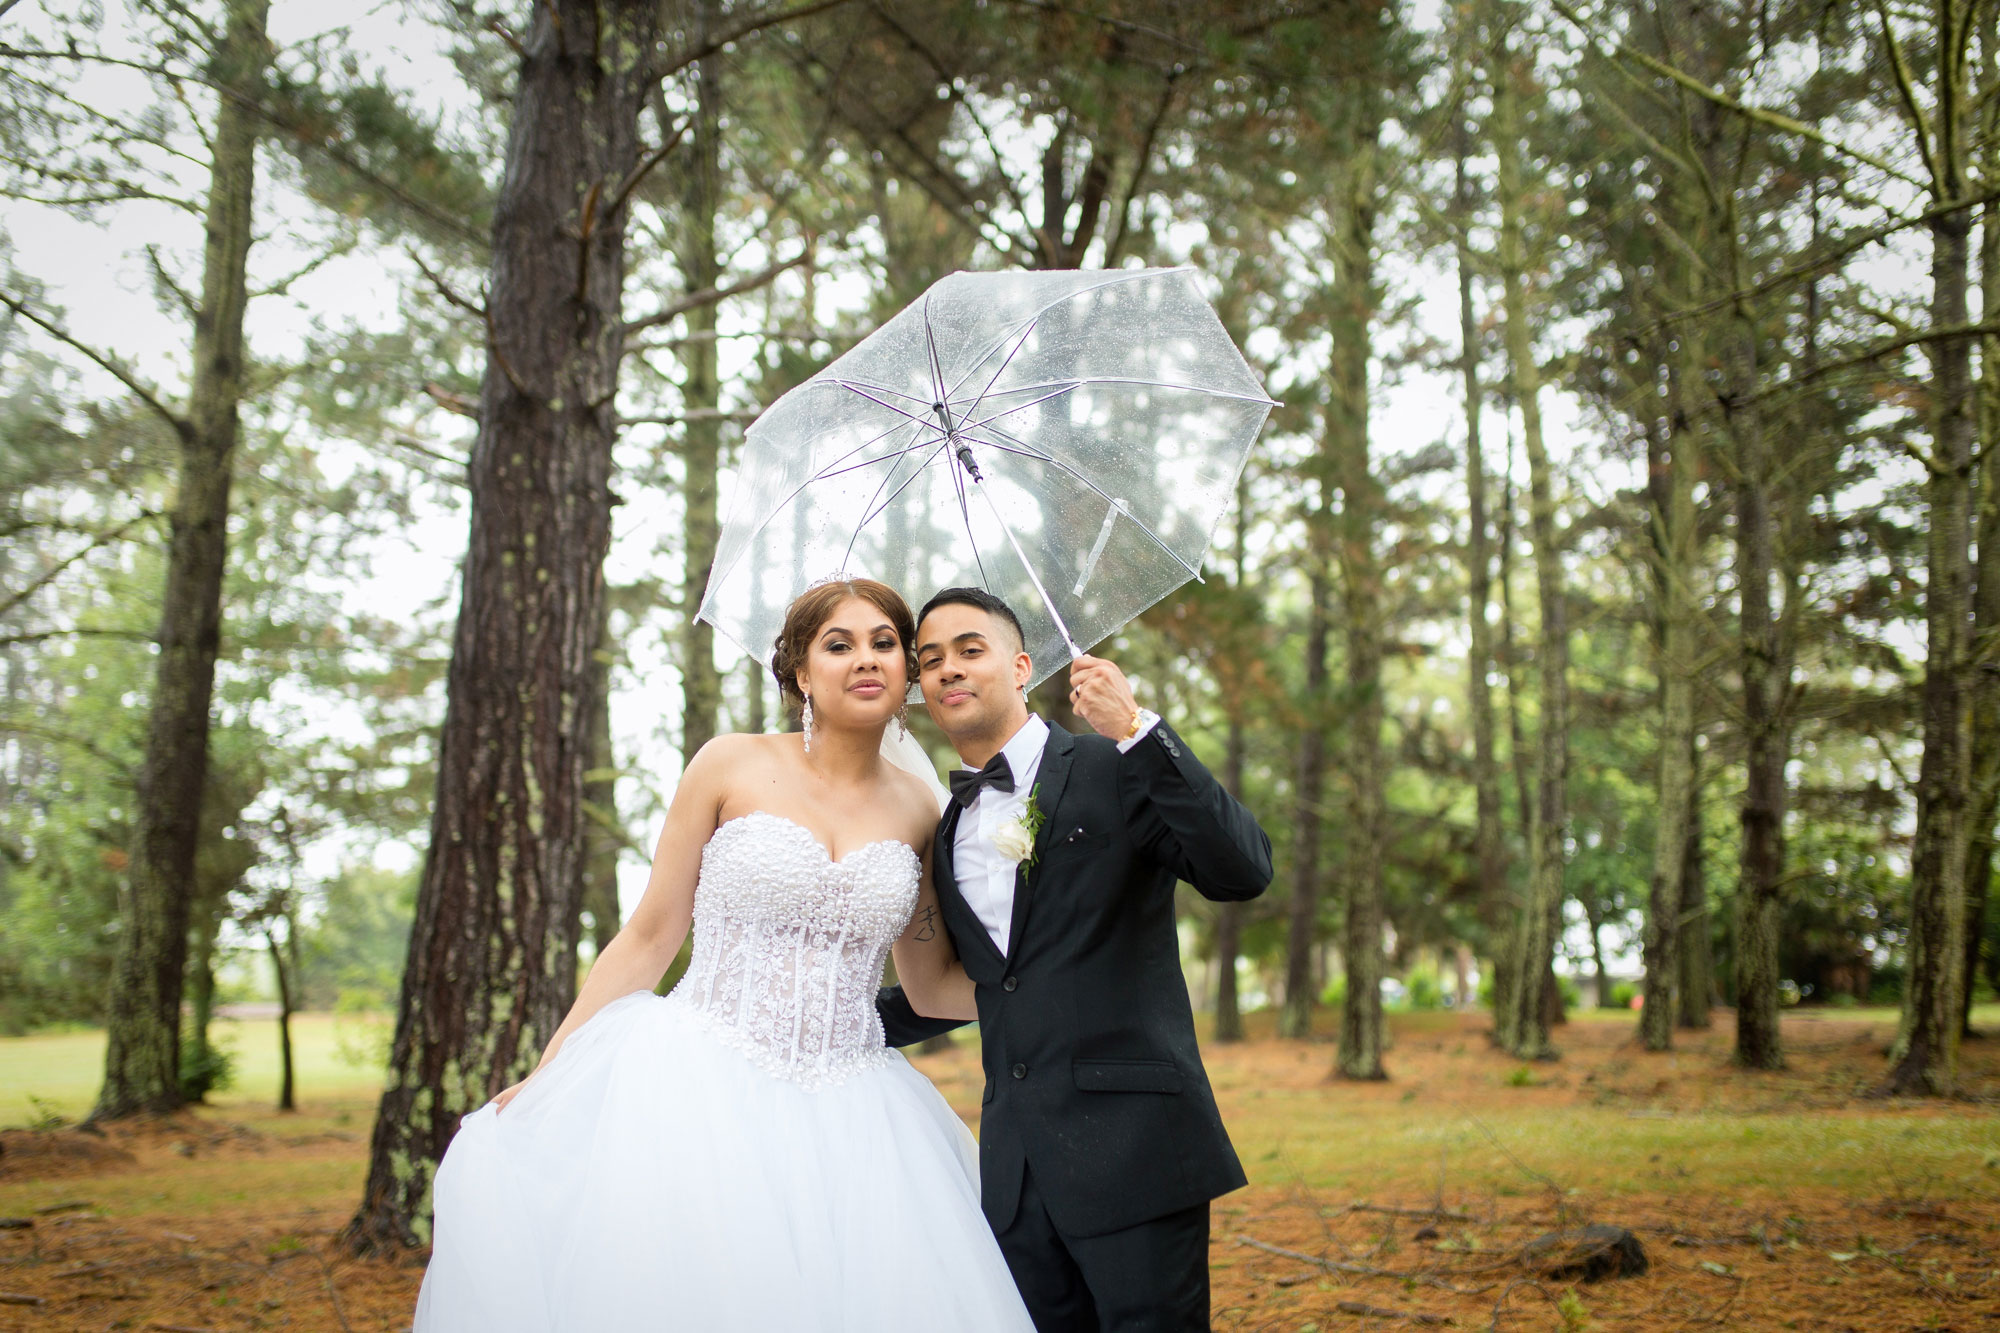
[879,587,1272,1332]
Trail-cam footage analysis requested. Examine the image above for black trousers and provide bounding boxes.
[994,1161,1211,1333]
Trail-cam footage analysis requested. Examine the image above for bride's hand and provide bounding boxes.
[491,1077,532,1114]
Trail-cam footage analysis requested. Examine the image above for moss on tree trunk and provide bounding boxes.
[346,0,661,1251]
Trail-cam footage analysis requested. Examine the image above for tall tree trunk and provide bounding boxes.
[1279,574,1329,1040]
[1582,889,1611,1008]
[1334,115,1386,1081]
[1213,475,1254,1045]
[1729,302,1787,1071]
[95,0,269,1121]
[268,923,295,1113]
[678,6,724,762]
[181,875,229,1099]
[347,0,659,1251]
[1495,49,1568,1062]
[1887,202,1978,1095]
[1964,24,2000,1037]
[1676,755,1714,1028]
[582,602,621,958]
[1454,112,1509,1032]
[1641,371,1699,1050]
[1494,455,1532,1031]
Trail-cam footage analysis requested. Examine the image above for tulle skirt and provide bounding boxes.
[414,991,1033,1332]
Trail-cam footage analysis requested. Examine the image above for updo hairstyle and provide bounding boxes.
[769,577,918,716]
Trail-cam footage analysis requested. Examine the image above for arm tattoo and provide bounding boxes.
[914,904,939,942]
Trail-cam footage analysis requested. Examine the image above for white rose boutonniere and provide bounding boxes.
[991,785,1045,873]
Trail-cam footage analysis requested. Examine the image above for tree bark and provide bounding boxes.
[1582,889,1611,1008]
[1454,107,1509,1034]
[1495,44,1568,1062]
[1494,456,1532,1031]
[347,0,659,1251]
[1964,26,2000,1038]
[268,923,295,1113]
[582,601,621,959]
[1886,0,1979,1094]
[94,0,269,1121]
[1641,367,1699,1051]
[677,3,724,762]
[1729,305,1787,1071]
[1886,202,1978,1095]
[1214,476,1254,1045]
[1333,108,1386,1080]
[1279,574,1329,1040]
[1676,758,1714,1028]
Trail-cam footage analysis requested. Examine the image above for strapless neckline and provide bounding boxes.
[717,809,920,869]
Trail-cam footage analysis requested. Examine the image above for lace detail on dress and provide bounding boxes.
[667,811,920,1090]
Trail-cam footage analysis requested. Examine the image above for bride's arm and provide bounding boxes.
[494,738,733,1111]
[890,856,978,1022]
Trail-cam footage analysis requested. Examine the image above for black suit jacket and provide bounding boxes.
[879,718,1272,1238]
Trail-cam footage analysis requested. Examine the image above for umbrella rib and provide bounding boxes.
[704,417,932,601]
[841,437,953,569]
[972,374,1280,406]
[955,316,1040,424]
[811,426,946,483]
[830,381,936,428]
[958,382,1082,434]
[945,436,991,590]
[821,378,936,409]
[960,427,1201,580]
[939,267,1172,403]
[921,293,956,433]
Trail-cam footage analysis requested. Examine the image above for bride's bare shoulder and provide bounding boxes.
[691,731,794,769]
[878,762,945,839]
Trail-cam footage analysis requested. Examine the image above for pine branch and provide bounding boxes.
[1547,0,1925,188]
[654,0,857,80]
[0,510,162,621]
[619,244,814,338]
[0,294,189,436]
[0,627,155,648]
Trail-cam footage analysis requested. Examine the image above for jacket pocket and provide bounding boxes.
[1053,827,1111,854]
[1072,1058,1184,1093]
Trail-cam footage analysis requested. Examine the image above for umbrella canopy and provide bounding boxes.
[698,267,1275,688]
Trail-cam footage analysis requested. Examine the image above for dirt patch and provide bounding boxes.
[0,1010,1995,1331]
[1212,1184,2000,1331]
[0,1131,135,1185]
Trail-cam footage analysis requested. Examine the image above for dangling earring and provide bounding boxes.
[802,693,814,753]
[896,701,910,740]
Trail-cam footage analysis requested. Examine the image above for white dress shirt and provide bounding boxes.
[952,710,1160,955]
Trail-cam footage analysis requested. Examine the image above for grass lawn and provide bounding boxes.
[1,1012,386,1129]
[0,1005,1995,1331]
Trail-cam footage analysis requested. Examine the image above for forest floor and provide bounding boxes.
[0,1006,1996,1332]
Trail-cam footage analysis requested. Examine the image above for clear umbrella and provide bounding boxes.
[698,267,1276,688]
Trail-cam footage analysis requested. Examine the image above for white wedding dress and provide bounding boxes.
[415,810,1034,1332]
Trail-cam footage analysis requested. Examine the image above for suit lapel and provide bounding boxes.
[1005,723,1075,962]
[934,798,1006,971]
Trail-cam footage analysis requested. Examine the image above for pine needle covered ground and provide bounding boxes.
[1,1008,1995,1331]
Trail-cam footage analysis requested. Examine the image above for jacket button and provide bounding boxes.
[1011,1062,1027,1080]
[1003,975,1019,992]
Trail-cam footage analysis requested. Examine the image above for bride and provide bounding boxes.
[414,578,1033,1332]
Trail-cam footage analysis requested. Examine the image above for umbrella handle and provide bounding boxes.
[970,472,1085,663]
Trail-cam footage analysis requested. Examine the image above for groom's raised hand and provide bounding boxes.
[1067,654,1144,740]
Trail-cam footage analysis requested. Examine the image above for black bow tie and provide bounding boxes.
[948,751,1015,809]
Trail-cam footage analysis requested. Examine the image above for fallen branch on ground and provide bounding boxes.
[1335,1298,1454,1324]
[1236,1234,1496,1295]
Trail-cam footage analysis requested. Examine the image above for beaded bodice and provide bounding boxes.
[667,811,920,1089]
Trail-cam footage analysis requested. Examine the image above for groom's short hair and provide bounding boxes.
[918,586,1026,653]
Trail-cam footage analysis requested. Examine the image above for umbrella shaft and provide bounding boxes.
[953,440,984,482]
[970,470,1082,663]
